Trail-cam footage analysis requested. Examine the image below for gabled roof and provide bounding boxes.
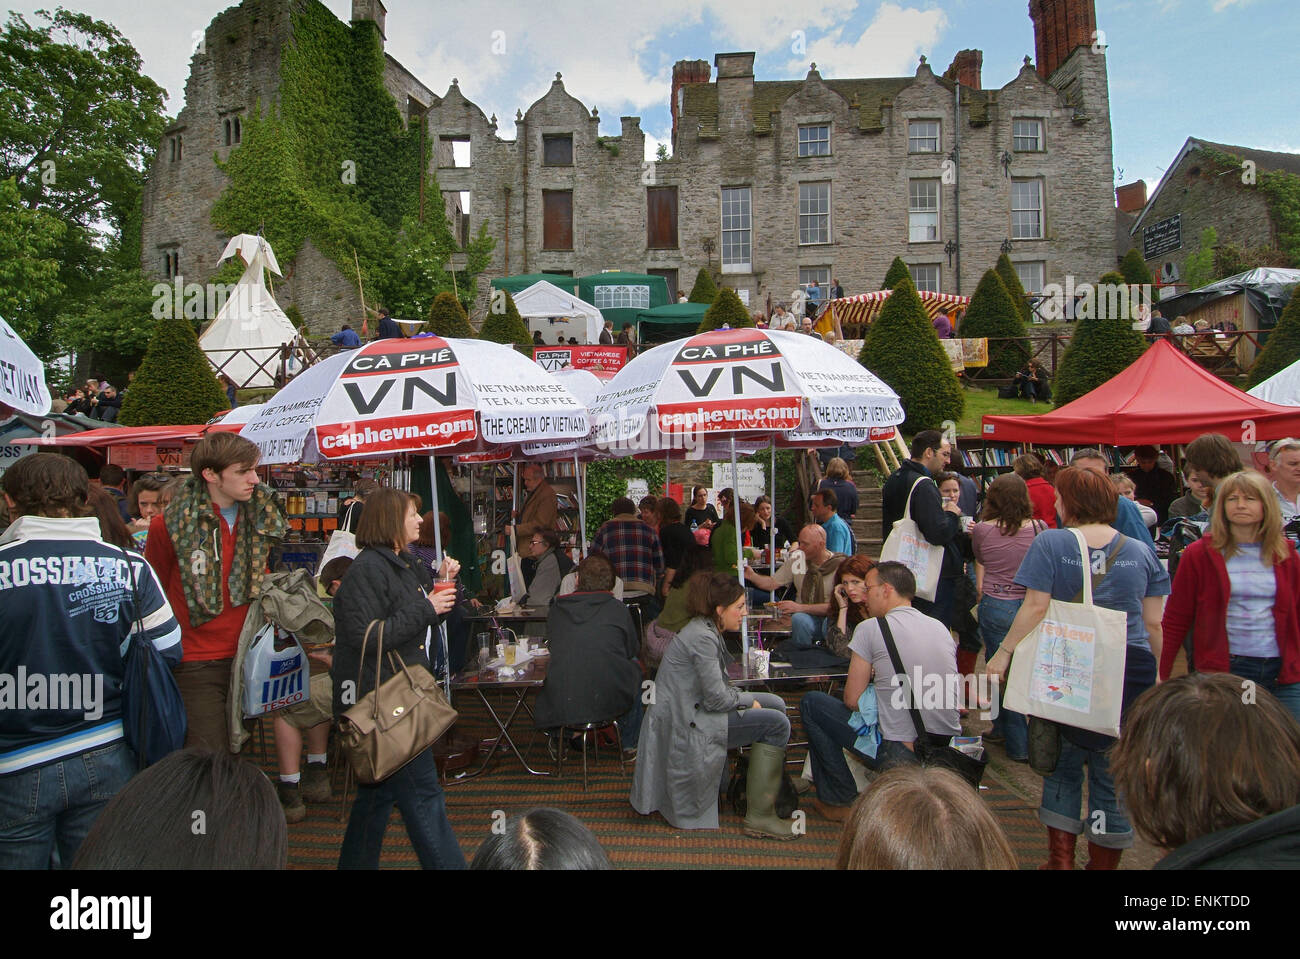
[679,75,990,137]
[982,339,1300,445]
[1132,137,1300,234]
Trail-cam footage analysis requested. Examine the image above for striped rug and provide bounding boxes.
[264,691,1046,869]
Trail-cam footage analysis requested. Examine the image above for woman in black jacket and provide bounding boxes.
[331,488,465,870]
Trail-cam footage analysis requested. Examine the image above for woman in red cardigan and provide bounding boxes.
[1013,453,1057,529]
[1161,470,1300,721]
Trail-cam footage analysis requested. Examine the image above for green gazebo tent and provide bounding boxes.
[490,274,579,297]
[577,272,671,335]
[635,302,709,344]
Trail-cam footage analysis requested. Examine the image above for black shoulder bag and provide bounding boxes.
[879,615,987,789]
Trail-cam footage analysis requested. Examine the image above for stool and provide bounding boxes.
[556,720,627,791]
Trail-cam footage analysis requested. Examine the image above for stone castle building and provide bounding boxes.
[141,0,1118,335]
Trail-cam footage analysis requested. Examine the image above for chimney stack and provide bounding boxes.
[1028,0,1097,81]
[670,59,711,149]
[944,49,983,89]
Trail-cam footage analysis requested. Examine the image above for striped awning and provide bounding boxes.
[818,290,971,328]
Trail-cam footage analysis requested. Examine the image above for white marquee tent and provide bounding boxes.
[511,280,603,345]
[1248,358,1300,407]
[200,234,309,388]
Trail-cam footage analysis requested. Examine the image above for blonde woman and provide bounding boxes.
[1161,471,1300,722]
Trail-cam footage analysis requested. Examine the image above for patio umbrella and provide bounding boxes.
[0,316,51,416]
[238,336,590,464]
[579,328,906,654]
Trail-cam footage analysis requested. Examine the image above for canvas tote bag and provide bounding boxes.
[879,477,946,602]
[1002,529,1129,738]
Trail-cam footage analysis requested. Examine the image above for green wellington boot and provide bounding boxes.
[742,742,800,841]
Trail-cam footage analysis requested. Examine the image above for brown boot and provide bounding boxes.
[1039,827,1076,869]
[955,648,979,708]
[1085,842,1123,870]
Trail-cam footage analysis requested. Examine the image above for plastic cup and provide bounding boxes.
[504,644,518,666]
[433,580,456,596]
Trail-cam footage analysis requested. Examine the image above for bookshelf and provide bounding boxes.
[954,437,1139,489]
[452,462,583,597]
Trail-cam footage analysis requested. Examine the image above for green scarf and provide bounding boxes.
[164,476,288,627]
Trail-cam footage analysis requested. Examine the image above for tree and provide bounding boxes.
[0,8,166,358]
[687,267,719,305]
[1051,271,1148,406]
[1248,288,1300,388]
[1119,248,1155,302]
[1183,227,1219,290]
[477,289,531,349]
[960,269,1030,379]
[881,257,911,291]
[119,314,230,426]
[994,253,1034,326]
[52,265,157,386]
[655,143,669,162]
[427,290,473,338]
[858,275,963,434]
[697,287,752,333]
[0,176,65,340]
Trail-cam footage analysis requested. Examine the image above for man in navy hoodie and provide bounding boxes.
[0,454,181,868]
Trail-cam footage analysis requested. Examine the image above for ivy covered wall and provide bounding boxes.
[209,1,493,325]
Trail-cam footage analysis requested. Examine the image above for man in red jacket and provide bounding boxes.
[144,433,286,752]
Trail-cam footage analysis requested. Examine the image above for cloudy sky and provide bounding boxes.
[7,0,1298,197]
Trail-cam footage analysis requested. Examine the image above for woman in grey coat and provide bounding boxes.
[630,572,799,840]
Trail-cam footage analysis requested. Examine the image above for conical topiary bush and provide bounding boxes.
[427,290,473,338]
[881,256,911,291]
[688,267,719,305]
[119,314,230,426]
[697,287,753,333]
[1248,287,1300,388]
[858,275,963,433]
[1052,271,1148,406]
[960,268,1030,379]
[478,289,532,350]
[1119,248,1156,306]
[994,253,1034,326]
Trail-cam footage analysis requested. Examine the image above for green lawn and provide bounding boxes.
[955,384,1048,437]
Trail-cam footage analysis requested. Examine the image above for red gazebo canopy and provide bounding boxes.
[981,339,1300,445]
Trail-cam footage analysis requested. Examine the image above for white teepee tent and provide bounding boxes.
[200,234,308,389]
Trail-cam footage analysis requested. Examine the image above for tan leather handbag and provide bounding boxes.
[339,620,458,784]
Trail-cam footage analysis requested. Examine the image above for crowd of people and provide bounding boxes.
[8,415,1300,872]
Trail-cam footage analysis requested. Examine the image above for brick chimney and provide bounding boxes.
[1116,181,1147,214]
[671,59,711,149]
[944,49,983,89]
[1028,0,1097,81]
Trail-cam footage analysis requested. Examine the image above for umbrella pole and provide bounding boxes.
[429,455,451,702]
[575,454,588,559]
[510,462,520,556]
[731,436,748,658]
[770,440,777,606]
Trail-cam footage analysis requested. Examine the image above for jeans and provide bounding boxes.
[790,613,827,650]
[978,594,1028,760]
[340,746,466,870]
[0,740,136,869]
[726,692,790,749]
[800,691,877,806]
[619,700,644,749]
[1038,736,1132,849]
[1229,655,1300,724]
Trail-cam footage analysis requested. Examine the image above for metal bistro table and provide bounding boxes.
[447,654,552,781]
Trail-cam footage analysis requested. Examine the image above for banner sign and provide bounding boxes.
[533,346,628,377]
[316,338,478,456]
[656,329,803,434]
